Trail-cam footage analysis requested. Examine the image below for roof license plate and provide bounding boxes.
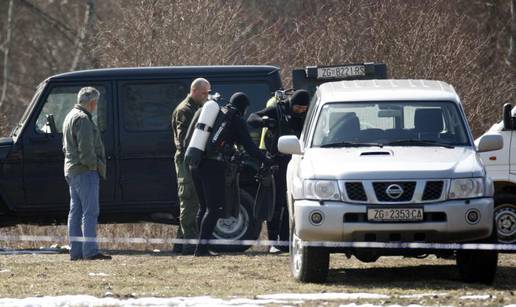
[367,208,423,222]
[317,65,365,80]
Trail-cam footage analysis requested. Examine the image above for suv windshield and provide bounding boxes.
[312,101,470,148]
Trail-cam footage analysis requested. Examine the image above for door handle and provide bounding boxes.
[107,155,113,160]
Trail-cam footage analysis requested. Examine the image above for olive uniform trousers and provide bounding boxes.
[174,151,199,241]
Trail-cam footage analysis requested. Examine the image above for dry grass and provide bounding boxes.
[0,252,514,306]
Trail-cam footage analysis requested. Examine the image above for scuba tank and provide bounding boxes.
[184,99,220,168]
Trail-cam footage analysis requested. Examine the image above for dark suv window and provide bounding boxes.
[35,85,107,133]
[121,82,188,131]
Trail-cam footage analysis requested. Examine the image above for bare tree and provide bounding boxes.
[0,0,14,109]
[70,0,97,71]
[511,0,516,103]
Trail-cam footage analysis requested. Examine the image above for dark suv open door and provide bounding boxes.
[292,63,388,95]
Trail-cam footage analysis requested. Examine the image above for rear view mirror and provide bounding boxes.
[378,110,401,118]
[476,134,503,153]
[45,114,58,134]
[503,103,513,130]
[278,135,302,155]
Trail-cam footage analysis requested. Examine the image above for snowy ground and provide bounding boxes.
[0,293,513,307]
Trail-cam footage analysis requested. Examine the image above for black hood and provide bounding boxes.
[289,89,310,118]
[229,92,250,116]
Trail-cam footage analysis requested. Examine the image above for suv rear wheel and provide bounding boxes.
[456,249,498,284]
[290,221,329,283]
[211,189,261,253]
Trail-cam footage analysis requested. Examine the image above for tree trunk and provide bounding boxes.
[0,0,14,109]
[509,0,516,104]
[71,0,97,71]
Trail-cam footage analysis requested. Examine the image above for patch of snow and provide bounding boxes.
[399,293,448,299]
[257,292,389,300]
[88,273,109,277]
[0,293,461,307]
[459,295,493,300]
[0,295,293,307]
[336,304,427,307]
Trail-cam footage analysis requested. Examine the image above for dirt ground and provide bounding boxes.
[0,250,514,306]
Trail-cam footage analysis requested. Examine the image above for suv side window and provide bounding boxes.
[301,92,318,144]
[121,82,188,131]
[35,85,107,134]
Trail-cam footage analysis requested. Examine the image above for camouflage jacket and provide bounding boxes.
[172,95,200,155]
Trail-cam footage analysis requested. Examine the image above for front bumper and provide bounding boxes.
[294,198,493,243]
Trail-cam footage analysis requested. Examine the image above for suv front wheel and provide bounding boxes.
[290,221,329,283]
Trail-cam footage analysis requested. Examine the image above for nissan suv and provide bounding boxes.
[279,79,503,283]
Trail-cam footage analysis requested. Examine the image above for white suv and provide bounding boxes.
[279,79,503,284]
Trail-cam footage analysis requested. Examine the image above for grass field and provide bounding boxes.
[0,250,515,306]
[1,224,515,306]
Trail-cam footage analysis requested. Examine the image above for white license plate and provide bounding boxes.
[317,65,365,79]
[367,208,423,222]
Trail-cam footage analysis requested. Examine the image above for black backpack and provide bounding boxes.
[205,106,238,156]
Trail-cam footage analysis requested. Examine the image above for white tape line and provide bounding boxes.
[1,235,516,251]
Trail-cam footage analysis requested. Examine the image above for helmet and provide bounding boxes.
[229,92,250,116]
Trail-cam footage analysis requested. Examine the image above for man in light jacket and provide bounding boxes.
[62,87,111,261]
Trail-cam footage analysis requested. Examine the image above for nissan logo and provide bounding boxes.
[386,184,404,199]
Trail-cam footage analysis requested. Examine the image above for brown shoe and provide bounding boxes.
[85,253,112,260]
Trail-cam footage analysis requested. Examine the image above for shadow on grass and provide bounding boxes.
[327,264,516,290]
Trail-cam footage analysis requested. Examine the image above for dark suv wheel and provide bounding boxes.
[211,189,261,253]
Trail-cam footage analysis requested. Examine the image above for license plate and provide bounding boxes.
[317,65,366,80]
[367,208,423,222]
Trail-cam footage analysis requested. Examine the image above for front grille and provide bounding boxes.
[422,181,444,201]
[345,182,367,201]
[373,182,416,202]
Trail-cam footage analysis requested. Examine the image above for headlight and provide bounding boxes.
[448,178,484,199]
[303,180,341,200]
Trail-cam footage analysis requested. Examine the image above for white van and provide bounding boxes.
[279,79,503,284]
[476,103,516,245]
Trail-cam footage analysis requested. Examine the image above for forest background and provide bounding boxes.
[0,0,512,138]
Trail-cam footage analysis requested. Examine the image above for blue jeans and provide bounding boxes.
[66,171,100,259]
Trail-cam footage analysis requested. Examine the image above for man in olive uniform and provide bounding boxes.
[171,78,211,254]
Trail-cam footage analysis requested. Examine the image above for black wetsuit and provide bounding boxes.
[194,110,267,254]
[247,104,305,245]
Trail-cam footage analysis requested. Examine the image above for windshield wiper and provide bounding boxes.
[320,142,384,148]
[384,139,454,148]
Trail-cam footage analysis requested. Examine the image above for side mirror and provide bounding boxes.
[476,134,503,153]
[278,135,303,155]
[503,103,513,130]
[45,114,58,134]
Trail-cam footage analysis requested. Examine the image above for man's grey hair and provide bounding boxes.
[190,78,210,91]
[77,87,100,105]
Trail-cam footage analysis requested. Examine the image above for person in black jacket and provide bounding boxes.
[192,92,272,256]
[247,89,311,253]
